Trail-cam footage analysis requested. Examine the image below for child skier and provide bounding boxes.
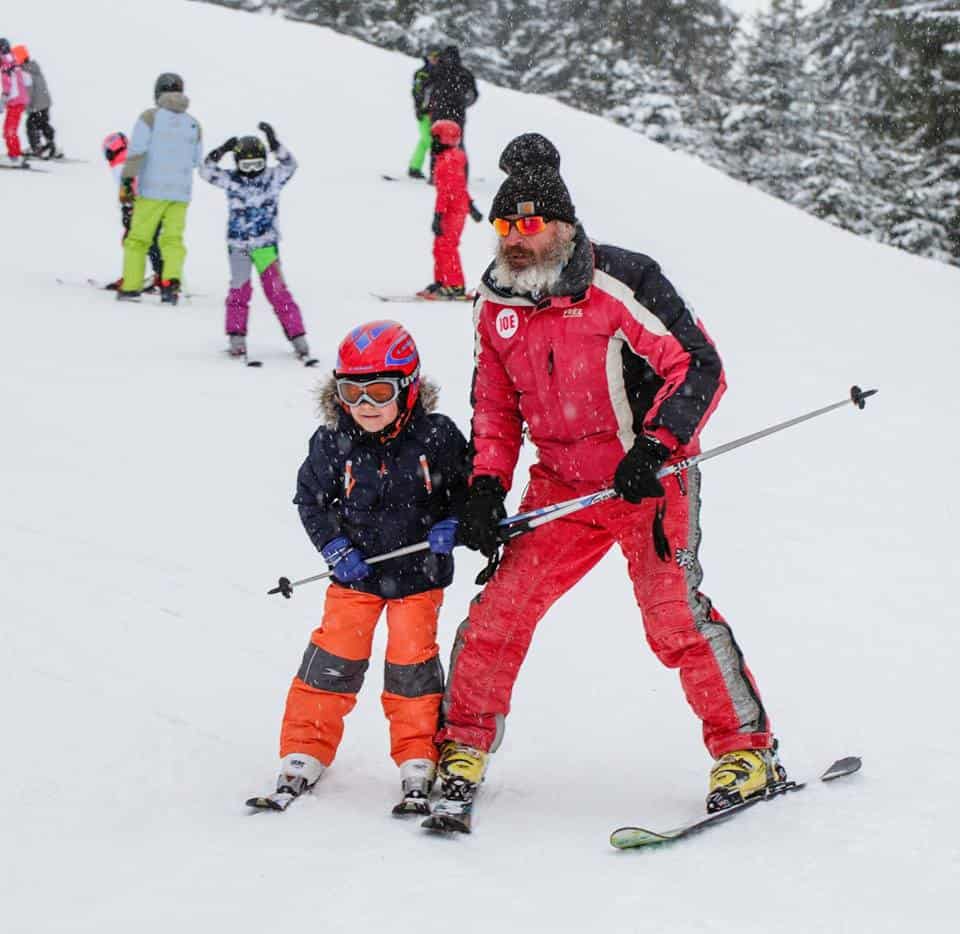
[0,39,29,168]
[103,132,162,292]
[417,120,481,300]
[13,45,59,159]
[255,321,469,815]
[199,122,311,362]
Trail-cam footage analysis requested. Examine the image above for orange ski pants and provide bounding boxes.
[280,585,444,767]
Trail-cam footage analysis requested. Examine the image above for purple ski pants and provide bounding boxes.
[225,248,305,339]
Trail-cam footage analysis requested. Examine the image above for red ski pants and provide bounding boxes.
[437,465,772,759]
[3,103,25,158]
[433,209,467,287]
[281,585,444,767]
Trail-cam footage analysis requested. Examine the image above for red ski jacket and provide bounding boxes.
[433,145,470,217]
[470,228,726,492]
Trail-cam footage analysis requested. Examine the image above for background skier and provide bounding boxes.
[199,122,312,362]
[14,45,59,159]
[429,133,783,831]
[263,321,468,814]
[117,72,202,304]
[407,48,438,180]
[417,119,477,300]
[103,131,162,292]
[0,38,29,167]
[422,46,477,175]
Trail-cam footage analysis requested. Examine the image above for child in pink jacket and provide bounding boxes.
[1,42,30,166]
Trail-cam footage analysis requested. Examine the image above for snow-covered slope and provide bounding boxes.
[1,2,957,931]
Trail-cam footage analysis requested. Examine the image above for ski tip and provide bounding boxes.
[245,795,284,811]
[246,359,263,368]
[421,814,471,835]
[820,756,862,781]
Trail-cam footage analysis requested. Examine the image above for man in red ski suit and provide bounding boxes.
[417,119,478,300]
[430,133,783,825]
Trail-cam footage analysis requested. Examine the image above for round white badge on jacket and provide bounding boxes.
[496,309,519,339]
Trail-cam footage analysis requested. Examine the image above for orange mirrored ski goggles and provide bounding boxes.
[492,215,549,237]
[336,377,402,407]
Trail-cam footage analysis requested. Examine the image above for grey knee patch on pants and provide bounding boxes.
[228,250,253,289]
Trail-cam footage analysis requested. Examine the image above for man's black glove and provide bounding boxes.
[613,437,669,504]
[258,121,280,152]
[432,212,443,236]
[208,136,238,161]
[469,201,483,223]
[458,476,507,556]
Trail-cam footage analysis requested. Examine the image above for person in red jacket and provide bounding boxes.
[417,119,480,300]
[427,133,785,833]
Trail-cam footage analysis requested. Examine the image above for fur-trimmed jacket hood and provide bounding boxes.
[315,374,441,427]
[294,375,469,599]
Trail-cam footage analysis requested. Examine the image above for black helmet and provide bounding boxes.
[154,72,184,101]
[233,136,267,175]
[0,38,10,56]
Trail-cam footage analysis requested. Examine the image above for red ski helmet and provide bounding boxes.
[431,119,462,147]
[335,320,421,428]
[103,132,128,167]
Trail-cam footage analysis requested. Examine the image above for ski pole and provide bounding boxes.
[499,385,877,537]
[270,385,876,596]
[268,540,432,598]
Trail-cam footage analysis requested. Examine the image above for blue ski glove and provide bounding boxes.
[427,517,459,555]
[321,536,371,583]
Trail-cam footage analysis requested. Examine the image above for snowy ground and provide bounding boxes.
[1,2,958,931]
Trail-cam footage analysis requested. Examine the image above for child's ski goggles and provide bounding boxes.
[237,157,266,173]
[336,377,402,407]
[492,215,548,237]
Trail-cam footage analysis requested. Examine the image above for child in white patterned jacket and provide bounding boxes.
[200,121,311,362]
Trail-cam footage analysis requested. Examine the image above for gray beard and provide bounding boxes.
[490,236,576,298]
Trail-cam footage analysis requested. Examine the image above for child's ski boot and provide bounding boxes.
[392,758,435,817]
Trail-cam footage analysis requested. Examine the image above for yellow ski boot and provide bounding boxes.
[422,741,488,834]
[707,746,787,813]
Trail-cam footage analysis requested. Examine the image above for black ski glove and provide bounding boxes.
[458,476,507,556]
[432,212,443,236]
[258,121,280,152]
[469,201,483,223]
[208,136,238,162]
[613,437,669,504]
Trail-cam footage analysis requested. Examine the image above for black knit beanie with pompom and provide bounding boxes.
[489,133,577,224]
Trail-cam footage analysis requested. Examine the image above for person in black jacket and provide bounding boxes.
[424,46,478,175]
[267,321,469,815]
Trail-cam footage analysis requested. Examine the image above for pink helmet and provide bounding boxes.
[103,132,128,167]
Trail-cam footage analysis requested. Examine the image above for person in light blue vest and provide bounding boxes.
[118,72,202,305]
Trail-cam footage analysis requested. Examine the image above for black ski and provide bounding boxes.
[246,791,298,811]
[0,162,49,173]
[609,756,862,849]
[392,792,431,818]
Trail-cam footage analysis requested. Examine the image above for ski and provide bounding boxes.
[55,276,203,298]
[0,162,50,173]
[246,791,298,812]
[371,292,475,304]
[422,805,473,834]
[609,755,862,849]
[392,792,432,818]
[381,174,484,184]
